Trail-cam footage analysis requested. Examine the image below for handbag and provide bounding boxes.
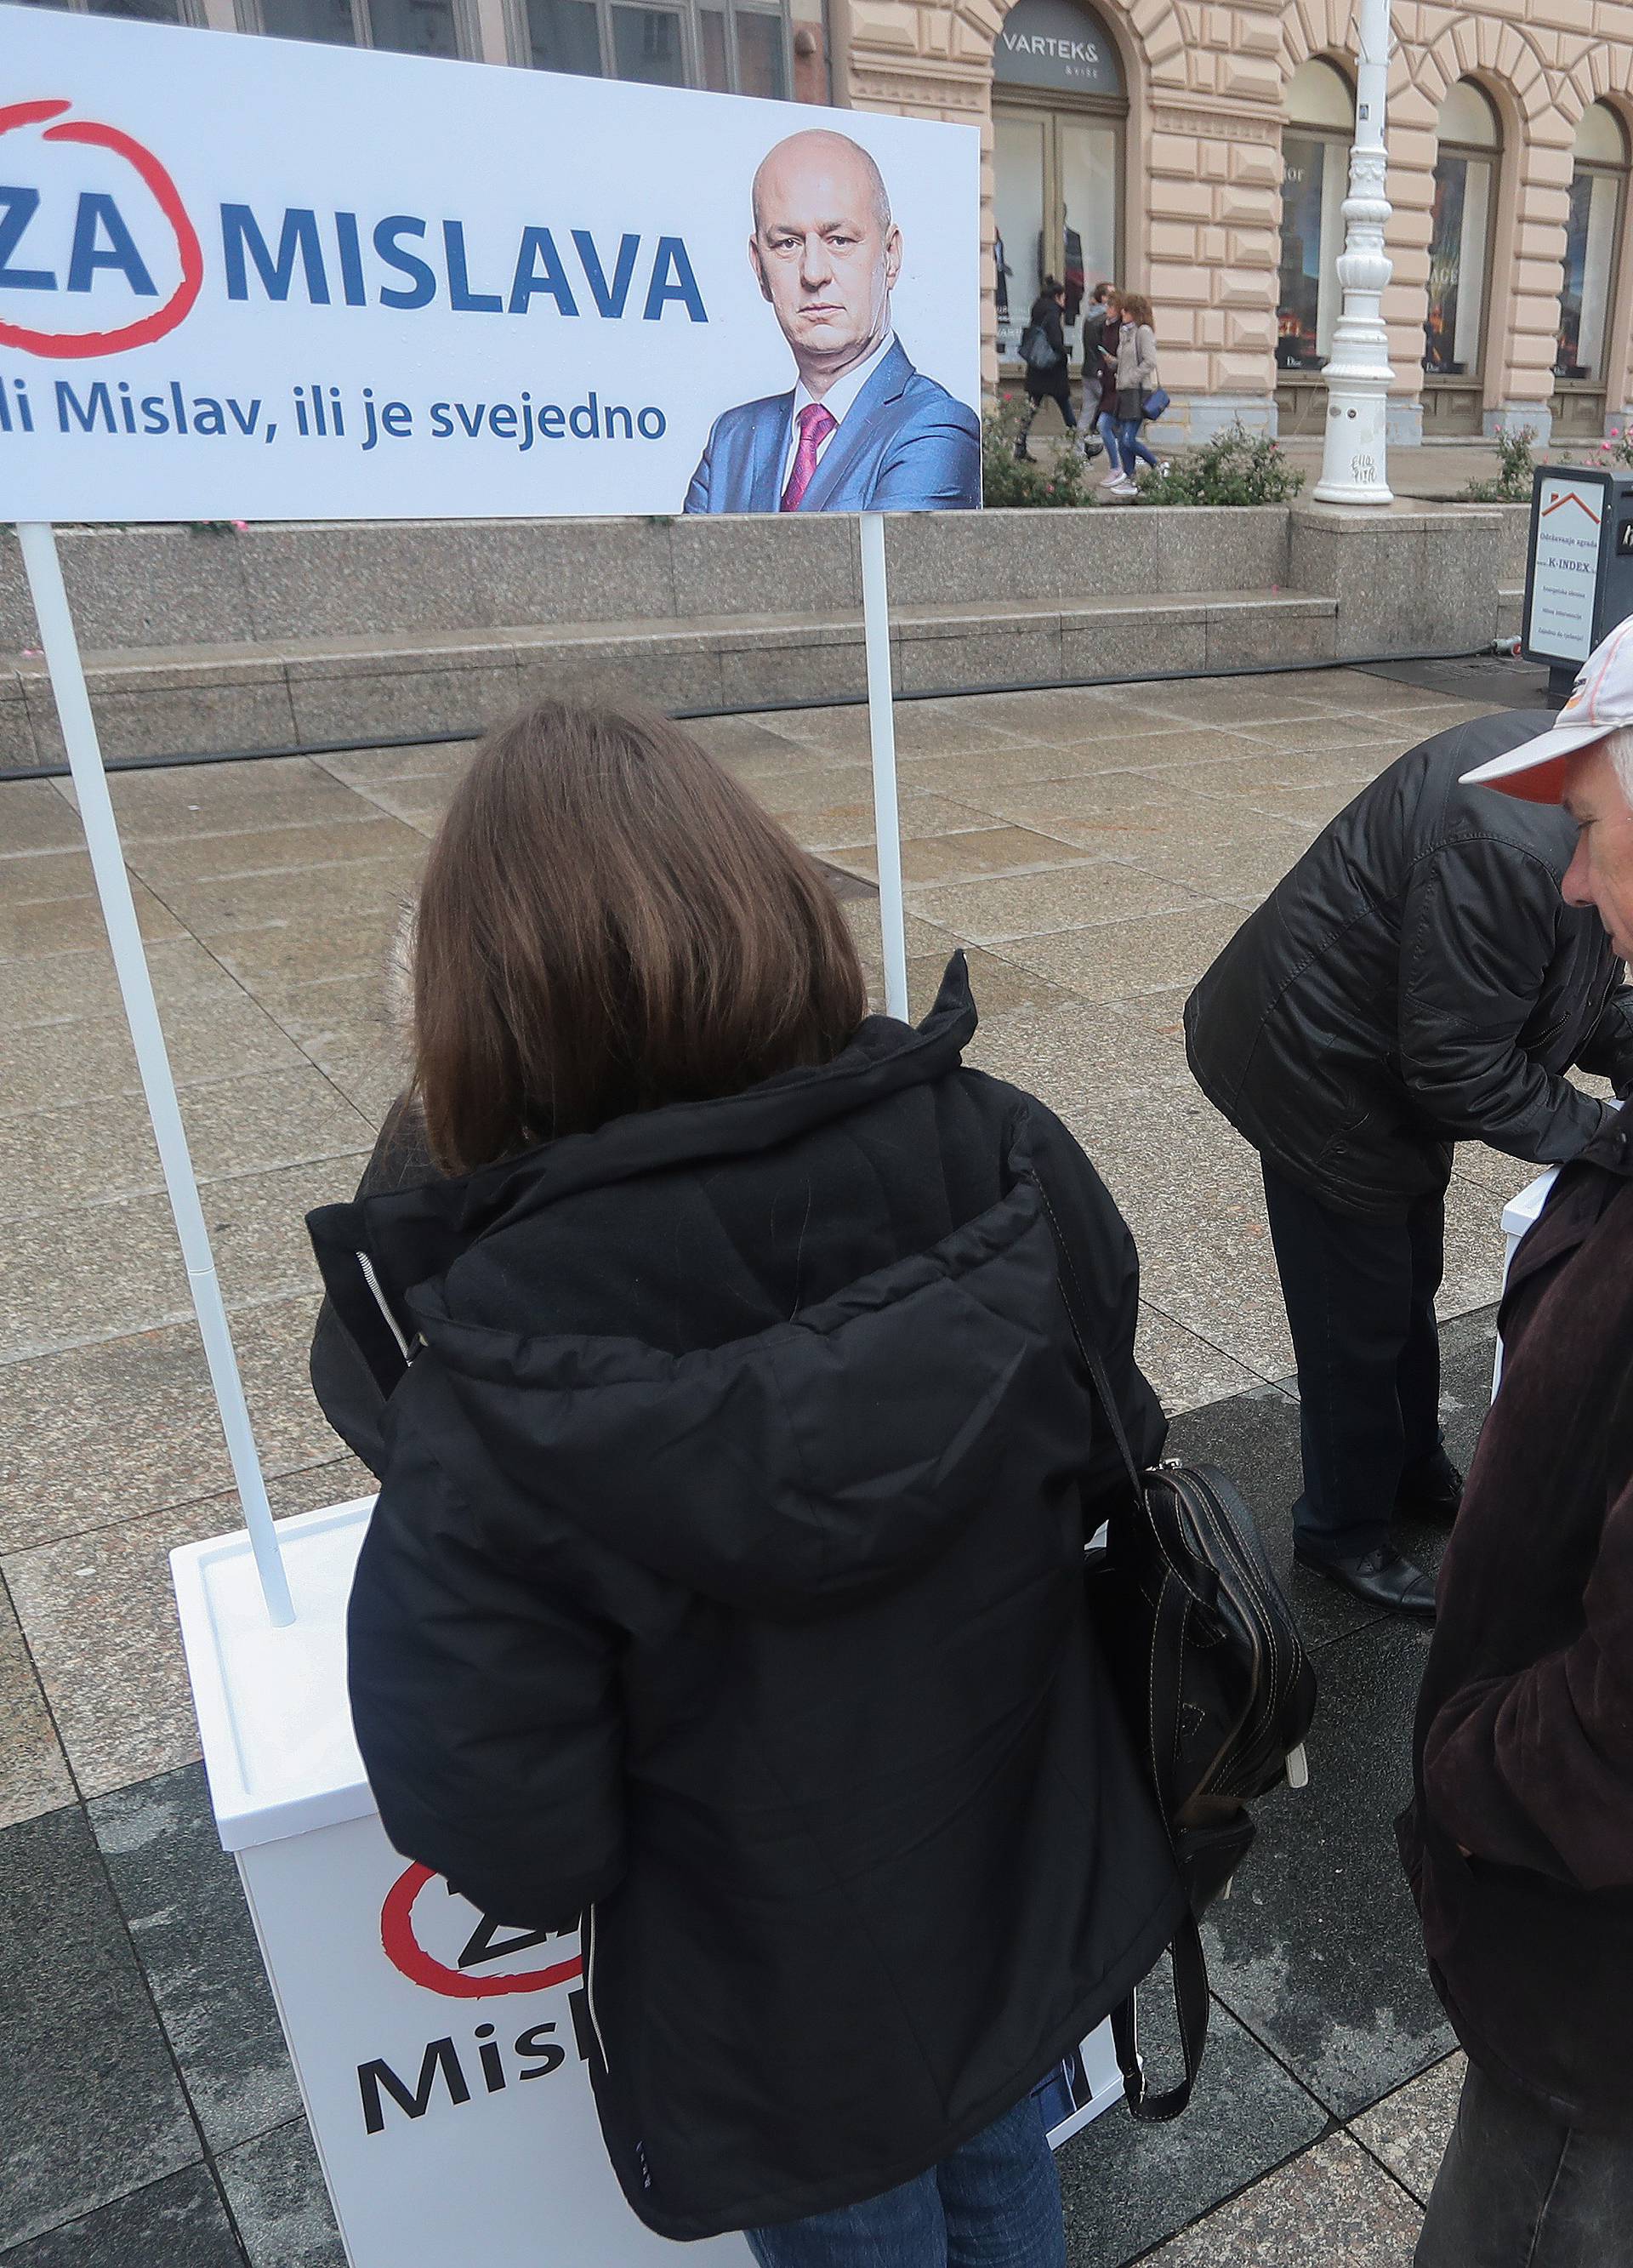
[1021,322,1062,373]
[1038,1178,1318,2122]
[1142,385,1171,420]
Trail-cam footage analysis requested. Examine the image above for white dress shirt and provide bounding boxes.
[781,331,897,496]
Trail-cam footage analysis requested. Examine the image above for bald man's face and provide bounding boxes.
[749,138,902,390]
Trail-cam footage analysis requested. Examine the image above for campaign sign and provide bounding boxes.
[0,6,981,521]
[240,1811,752,2265]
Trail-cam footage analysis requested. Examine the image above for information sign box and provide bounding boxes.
[1522,464,1633,667]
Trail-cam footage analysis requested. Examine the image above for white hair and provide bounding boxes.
[1602,724,1633,803]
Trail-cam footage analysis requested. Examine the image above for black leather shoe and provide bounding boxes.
[1396,1455,1465,1527]
[1294,1543,1437,1620]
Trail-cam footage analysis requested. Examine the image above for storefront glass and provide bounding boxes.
[1423,81,1500,382]
[1276,61,1354,375]
[992,0,1124,368]
[1558,104,1628,385]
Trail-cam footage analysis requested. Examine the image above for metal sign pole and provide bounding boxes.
[858,511,909,1022]
[15,521,294,1627]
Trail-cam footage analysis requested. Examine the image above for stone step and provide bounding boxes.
[3,588,1339,768]
[1497,584,1525,640]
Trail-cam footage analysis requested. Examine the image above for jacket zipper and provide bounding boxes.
[356,1250,413,1364]
[582,1905,610,2074]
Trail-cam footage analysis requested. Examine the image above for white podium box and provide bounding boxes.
[172,1498,751,2268]
[173,1497,1123,2267]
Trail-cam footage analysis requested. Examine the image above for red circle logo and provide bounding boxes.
[379,1864,584,2000]
[0,98,202,359]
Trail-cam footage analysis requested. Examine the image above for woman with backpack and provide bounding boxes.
[307,702,1185,2266]
[1105,288,1166,496]
[1015,276,1082,462]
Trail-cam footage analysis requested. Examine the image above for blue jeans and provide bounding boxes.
[1115,418,1160,476]
[1096,410,1119,462]
[744,2097,1065,2268]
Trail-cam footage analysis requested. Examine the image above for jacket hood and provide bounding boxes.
[310,959,1073,1616]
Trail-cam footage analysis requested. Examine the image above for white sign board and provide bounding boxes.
[1527,473,1606,663]
[0,6,981,521]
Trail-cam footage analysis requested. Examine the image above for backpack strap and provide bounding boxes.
[1035,1172,1214,2127]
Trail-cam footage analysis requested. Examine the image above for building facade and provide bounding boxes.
[32,0,1633,446]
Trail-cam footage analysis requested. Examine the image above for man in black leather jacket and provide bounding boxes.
[1186,707,1633,1618]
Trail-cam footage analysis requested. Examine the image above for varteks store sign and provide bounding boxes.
[992,0,1124,98]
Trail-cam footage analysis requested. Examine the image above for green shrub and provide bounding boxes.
[1141,422,1305,507]
[1462,424,1539,503]
[981,395,1098,509]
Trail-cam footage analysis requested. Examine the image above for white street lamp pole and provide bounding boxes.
[1313,0,1396,504]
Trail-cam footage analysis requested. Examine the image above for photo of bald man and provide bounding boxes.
[683,128,981,514]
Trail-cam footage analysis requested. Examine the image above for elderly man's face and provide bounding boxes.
[750,135,902,383]
[1563,741,1633,960]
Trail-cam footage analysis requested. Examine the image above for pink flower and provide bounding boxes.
[230,519,248,532]
[1602,438,1613,449]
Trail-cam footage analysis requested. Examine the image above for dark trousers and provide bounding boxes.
[1260,1162,1447,1558]
[1417,2061,1633,2266]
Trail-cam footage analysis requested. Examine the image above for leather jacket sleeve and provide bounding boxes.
[1397,836,1616,1161]
[1576,966,1633,1097]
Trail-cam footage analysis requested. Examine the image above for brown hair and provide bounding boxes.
[1119,290,1153,328]
[412,703,869,1174]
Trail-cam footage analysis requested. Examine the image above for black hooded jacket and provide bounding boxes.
[307,961,1184,2240]
[1184,710,1633,1222]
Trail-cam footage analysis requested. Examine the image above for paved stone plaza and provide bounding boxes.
[0,662,1556,2262]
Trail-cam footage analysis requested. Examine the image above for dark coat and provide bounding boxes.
[307,961,1184,2240]
[1024,296,1073,406]
[1400,1104,1633,2132]
[1185,710,1633,1221]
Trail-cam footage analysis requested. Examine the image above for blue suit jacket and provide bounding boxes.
[683,339,981,514]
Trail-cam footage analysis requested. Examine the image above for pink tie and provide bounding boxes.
[781,402,837,512]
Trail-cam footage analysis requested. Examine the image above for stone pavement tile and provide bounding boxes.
[769,698,1029,758]
[775,787,991,854]
[0,1293,348,1553]
[1057,1995,1326,2265]
[2,936,247,1032]
[0,1575,73,1829]
[90,1765,299,2154]
[216,2120,344,2268]
[315,1045,404,1130]
[1227,712,1420,754]
[999,901,1246,1004]
[1452,1141,1553,1204]
[964,995,1203,1103]
[1143,2134,1422,2265]
[123,812,429,892]
[0,780,87,857]
[675,713,808,763]
[907,863,1204,946]
[156,856,423,942]
[255,970,397,1057]
[1136,1304,1275,1417]
[1203,1616,1454,2120]
[844,898,964,970]
[1350,2053,1464,2205]
[4,1456,377,1798]
[0,881,183,963]
[1242,779,1374,832]
[0,2167,244,2268]
[346,775,459,833]
[0,848,95,908]
[1135,829,1329,903]
[959,766,1234,841]
[76,757,370,843]
[0,996,305,1118]
[901,686,1123,745]
[0,1067,372,1222]
[1439,1174,1510,1320]
[311,740,476,788]
[0,1152,367,1362]
[1132,743,1386,801]
[1299,670,1470,710]
[0,1807,200,2250]
[842,826,1103,888]
[207,908,398,995]
[1135,679,1335,730]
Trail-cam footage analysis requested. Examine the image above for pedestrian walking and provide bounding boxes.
[1185,705,1633,1617]
[1402,622,1633,2263]
[307,704,1185,2263]
[1106,289,1164,494]
[1015,276,1082,460]
[1093,288,1125,490]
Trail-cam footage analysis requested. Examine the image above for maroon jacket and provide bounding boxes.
[1402,1103,1633,2132]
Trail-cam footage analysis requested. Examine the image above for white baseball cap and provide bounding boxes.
[1459,613,1633,803]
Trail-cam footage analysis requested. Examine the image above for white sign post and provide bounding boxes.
[2,14,1044,2263]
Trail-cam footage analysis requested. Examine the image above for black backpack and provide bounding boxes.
[1041,1182,1319,2122]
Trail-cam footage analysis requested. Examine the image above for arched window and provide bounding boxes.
[1423,79,1502,435]
[1277,60,1356,373]
[992,0,1127,371]
[1556,102,1630,438]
